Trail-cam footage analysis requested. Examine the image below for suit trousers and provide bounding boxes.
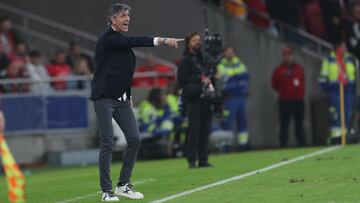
[185,99,212,163]
[94,98,141,191]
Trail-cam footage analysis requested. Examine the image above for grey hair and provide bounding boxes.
[106,3,132,25]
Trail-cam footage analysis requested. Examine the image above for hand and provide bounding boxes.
[164,38,184,48]
[202,76,211,84]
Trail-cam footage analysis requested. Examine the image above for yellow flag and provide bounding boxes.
[0,134,26,202]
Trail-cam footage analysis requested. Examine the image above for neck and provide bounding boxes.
[111,25,118,32]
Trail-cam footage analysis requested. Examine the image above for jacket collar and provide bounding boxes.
[106,26,123,36]
[220,56,240,65]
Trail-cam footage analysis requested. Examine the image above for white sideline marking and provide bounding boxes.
[150,146,341,203]
[56,178,155,203]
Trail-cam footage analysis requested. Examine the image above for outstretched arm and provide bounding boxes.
[104,34,184,49]
[155,38,184,48]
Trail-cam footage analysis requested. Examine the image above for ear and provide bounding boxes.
[110,16,116,25]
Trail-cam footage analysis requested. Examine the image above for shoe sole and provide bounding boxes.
[101,199,119,201]
[115,192,144,200]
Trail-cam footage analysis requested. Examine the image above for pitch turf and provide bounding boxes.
[0,145,359,203]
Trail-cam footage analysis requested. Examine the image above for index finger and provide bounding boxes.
[175,38,185,42]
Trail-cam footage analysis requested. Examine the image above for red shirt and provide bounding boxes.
[47,63,72,90]
[247,0,271,28]
[272,63,305,100]
[132,64,175,88]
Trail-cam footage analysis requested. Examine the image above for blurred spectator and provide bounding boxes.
[346,3,360,59]
[267,0,303,28]
[302,0,327,39]
[216,47,250,150]
[319,42,356,144]
[225,0,247,20]
[70,57,92,90]
[0,41,9,77]
[247,0,271,28]
[137,88,173,137]
[353,0,360,6]
[25,50,52,93]
[0,17,24,55]
[5,60,29,93]
[47,50,72,91]
[165,82,186,156]
[132,53,175,88]
[165,82,184,128]
[65,41,94,72]
[320,0,348,43]
[7,41,28,63]
[0,41,9,93]
[267,0,305,44]
[271,47,306,147]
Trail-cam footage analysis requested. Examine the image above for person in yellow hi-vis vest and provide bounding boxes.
[165,83,186,156]
[319,41,356,144]
[137,88,174,138]
[0,109,26,202]
[217,47,250,150]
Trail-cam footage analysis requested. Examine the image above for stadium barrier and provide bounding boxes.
[0,72,175,136]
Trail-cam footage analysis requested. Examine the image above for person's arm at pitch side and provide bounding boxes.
[105,34,183,48]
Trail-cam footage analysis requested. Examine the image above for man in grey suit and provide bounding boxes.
[91,3,183,201]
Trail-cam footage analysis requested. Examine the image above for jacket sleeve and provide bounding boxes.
[104,34,154,49]
[177,58,191,89]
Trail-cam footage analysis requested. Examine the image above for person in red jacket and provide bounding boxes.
[271,47,306,147]
[132,53,175,88]
[47,50,72,91]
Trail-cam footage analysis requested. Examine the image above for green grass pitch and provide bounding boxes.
[0,145,359,203]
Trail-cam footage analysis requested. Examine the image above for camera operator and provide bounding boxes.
[177,32,214,169]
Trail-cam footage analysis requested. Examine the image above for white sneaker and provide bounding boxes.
[115,183,144,199]
[101,191,119,201]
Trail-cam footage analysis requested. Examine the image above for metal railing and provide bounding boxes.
[222,0,334,58]
[0,71,176,96]
[0,71,176,136]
